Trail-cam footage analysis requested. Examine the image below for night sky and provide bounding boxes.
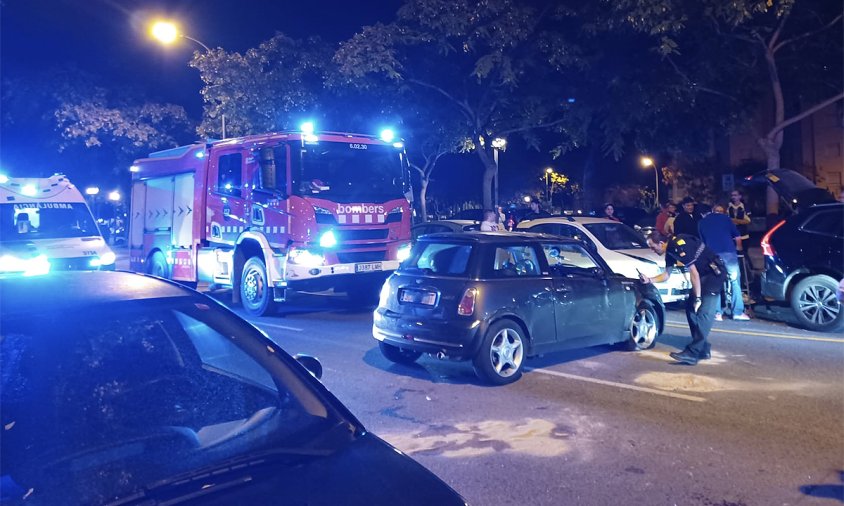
[1,0,641,207]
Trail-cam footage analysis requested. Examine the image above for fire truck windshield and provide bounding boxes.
[295,142,405,203]
[0,203,100,242]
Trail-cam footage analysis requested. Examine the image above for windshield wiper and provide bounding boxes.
[106,446,335,506]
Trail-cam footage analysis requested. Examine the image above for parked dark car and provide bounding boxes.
[373,232,665,385]
[0,272,465,505]
[760,202,843,332]
[412,219,480,241]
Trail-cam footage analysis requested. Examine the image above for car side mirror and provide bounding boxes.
[590,267,606,279]
[294,354,323,380]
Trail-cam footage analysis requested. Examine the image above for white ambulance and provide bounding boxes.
[0,174,115,275]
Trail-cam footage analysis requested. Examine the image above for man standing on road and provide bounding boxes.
[728,191,751,242]
[699,204,750,321]
[522,198,551,221]
[642,232,727,365]
[673,197,701,237]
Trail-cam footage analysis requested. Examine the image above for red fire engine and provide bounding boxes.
[129,128,413,315]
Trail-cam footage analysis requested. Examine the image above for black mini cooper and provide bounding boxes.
[373,232,665,385]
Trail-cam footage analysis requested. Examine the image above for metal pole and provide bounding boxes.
[221,114,226,139]
[654,166,660,209]
[493,148,499,209]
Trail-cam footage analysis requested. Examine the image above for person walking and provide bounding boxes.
[522,197,551,221]
[672,197,700,237]
[655,201,676,235]
[480,209,501,231]
[699,204,750,321]
[642,231,727,365]
[727,191,751,241]
[602,203,622,222]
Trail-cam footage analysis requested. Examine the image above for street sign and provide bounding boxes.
[722,174,734,191]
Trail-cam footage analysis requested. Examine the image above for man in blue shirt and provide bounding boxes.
[698,204,750,321]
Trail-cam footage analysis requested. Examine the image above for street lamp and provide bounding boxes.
[545,167,554,205]
[640,156,659,208]
[148,20,224,137]
[491,138,506,209]
[149,20,211,52]
[108,191,121,202]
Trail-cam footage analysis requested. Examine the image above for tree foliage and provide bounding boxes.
[190,33,334,137]
[334,0,583,208]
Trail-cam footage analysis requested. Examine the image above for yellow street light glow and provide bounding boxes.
[523,196,532,203]
[491,138,507,149]
[150,21,179,45]
[546,167,554,174]
[640,156,654,168]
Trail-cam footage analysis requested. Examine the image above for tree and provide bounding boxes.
[334,0,583,209]
[189,33,334,137]
[609,0,844,211]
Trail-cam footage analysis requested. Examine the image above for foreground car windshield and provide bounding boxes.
[1,298,345,504]
[583,222,647,250]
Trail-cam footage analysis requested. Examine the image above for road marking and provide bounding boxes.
[524,367,706,403]
[254,322,304,332]
[665,322,844,343]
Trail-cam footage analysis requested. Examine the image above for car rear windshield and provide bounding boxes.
[400,241,473,277]
[583,222,647,250]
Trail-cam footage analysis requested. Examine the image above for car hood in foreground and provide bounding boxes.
[123,433,466,506]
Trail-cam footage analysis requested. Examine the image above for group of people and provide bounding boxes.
[641,190,753,366]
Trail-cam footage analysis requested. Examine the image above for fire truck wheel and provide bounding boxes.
[147,251,169,279]
[241,256,277,316]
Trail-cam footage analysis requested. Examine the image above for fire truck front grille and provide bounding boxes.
[337,229,389,242]
[337,251,387,263]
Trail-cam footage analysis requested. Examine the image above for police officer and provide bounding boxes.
[640,231,727,365]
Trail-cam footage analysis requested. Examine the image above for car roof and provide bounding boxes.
[0,271,194,317]
[417,231,580,244]
[414,220,478,227]
[517,216,624,226]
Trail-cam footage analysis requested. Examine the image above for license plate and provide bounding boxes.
[400,289,437,305]
[355,262,382,273]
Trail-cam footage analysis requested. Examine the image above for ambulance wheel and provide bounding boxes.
[241,256,276,316]
[147,251,169,279]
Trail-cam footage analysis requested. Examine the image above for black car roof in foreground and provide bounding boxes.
[1,271,192,317]
[417,231,581,243]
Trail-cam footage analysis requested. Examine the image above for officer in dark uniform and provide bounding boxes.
[641,232,727,365]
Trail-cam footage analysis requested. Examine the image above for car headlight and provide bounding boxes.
[319,230,337,248]
[289,248,325,267]
[396,243,412,262]
[0,254,50,277]
[90,251,116,267]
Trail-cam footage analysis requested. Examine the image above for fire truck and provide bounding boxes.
[129,128,413,315]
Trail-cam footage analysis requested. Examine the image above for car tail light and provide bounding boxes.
[761,220,786,257]
[457,288,478,316]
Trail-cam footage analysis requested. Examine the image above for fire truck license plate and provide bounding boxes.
[355,262,383,273]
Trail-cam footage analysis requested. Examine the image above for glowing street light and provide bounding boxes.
[545,167,555,204]
[640,156,659,208]
[149,20,211,52]
[491,138,507,208]
[85,187,100,196]
[108,191,121,202]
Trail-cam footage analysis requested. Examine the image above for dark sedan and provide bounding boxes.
[0,271,465,505]
[373,232,665,385]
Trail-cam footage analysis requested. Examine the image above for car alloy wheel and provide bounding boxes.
[473,320,525,385]
[790,275,842,332]
[630,303,658,350]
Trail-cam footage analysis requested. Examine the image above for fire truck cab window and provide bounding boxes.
[217,153,242,197]
[255,146,288,195]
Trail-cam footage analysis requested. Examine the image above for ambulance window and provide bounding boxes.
[218,153,242,197]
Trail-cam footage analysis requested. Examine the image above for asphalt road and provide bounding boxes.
[229,294,844,506]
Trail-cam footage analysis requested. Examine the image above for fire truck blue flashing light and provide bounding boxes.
[319,230,338,248]
[0,174,8,184]
[379,129,395,143]
[195,150,206,159]
[300,121,315,134]
[22,185,37,197]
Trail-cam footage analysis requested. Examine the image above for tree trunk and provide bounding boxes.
[418,177,430,222]
[476,147,497,210]
[762,45,786,217]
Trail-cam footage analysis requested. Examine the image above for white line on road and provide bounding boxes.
[524,367,707,403]
[254,322,304,332]
[665,322,844,343]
